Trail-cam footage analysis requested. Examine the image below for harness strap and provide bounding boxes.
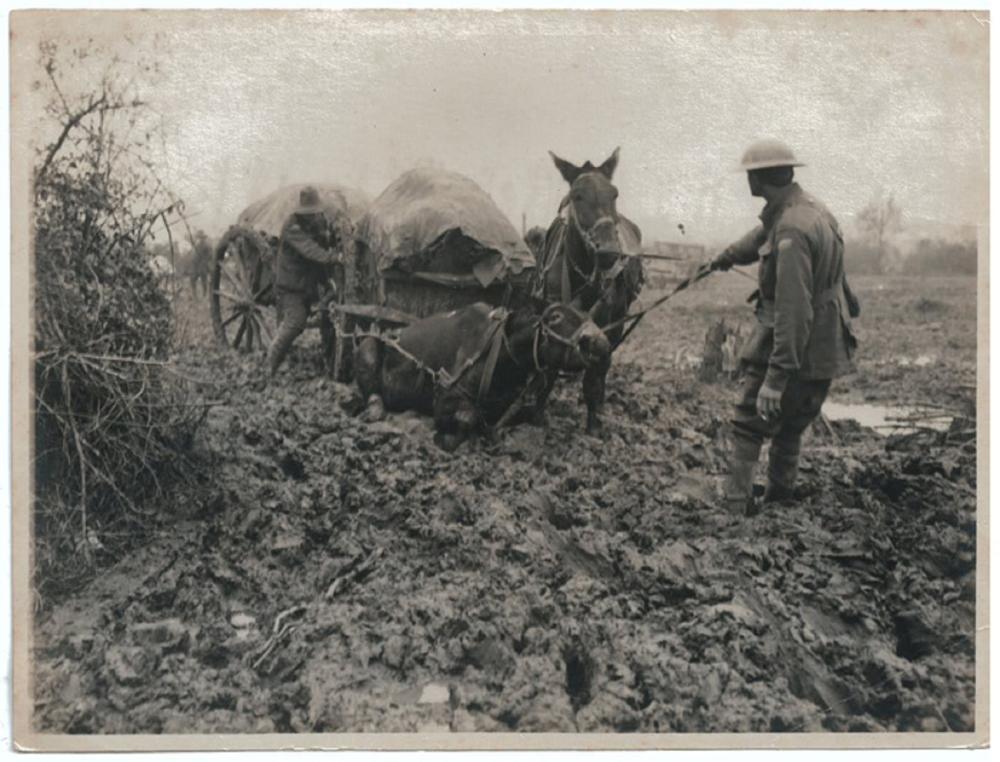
[605,256,626,281]
[501,329,518,366]
[349,308,580,435]
[477,317,507,402]
[488,371,538,435]
[372,333,445,387]
[501,317,546,374]
[345,316,507,404]
[560,243,572,303]
[533,221,565,301]
[438,308,508,391]
[533,326,543,372]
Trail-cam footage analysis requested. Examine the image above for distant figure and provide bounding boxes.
[524,226,547,265]
[190,231,213,297]
[709,139,860,514]
[175,231,214,297]
[265,186,341,376]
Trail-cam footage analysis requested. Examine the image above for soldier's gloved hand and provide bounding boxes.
[710,251,733,272]
[756,383,783,421]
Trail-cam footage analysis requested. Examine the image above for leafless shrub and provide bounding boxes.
[31,38,206,597]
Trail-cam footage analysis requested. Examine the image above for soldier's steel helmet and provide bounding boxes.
[737,139,805,172]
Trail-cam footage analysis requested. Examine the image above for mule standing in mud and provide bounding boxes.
[534,148,644,434]
[355,301,609,450]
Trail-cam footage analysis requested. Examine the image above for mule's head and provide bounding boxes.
[510,301,610,372]
[550,147,623,266]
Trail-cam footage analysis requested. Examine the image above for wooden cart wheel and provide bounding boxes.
[210,234,276,352]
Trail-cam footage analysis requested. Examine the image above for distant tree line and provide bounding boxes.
[845,237,977,277]
[846,191,976,276]
[905,237,977,276]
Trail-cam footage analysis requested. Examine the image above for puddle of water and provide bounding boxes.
[673,473,719,506]
[230,613,256,629]
[417,683,450,705]
[823,402,953,435]
[897,355,936,368]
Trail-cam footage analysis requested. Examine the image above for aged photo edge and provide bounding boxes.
[7,7,991,752]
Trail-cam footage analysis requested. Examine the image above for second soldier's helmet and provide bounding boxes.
[737,139,805,172]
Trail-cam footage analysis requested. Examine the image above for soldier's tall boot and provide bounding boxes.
[266,294,308,378]
[764,436,800,504]
[266,334,288,378]
[722,440,760,516]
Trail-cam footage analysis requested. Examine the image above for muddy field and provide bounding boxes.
[32,273,978,735]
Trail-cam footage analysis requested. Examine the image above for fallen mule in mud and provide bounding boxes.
[354,301,609,450]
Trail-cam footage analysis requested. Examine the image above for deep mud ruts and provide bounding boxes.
[32,326,977,734]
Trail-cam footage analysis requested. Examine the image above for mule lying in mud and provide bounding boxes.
[355,302,610,450]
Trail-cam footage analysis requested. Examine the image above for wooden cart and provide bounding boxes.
[211,171,537,382]
[325,167,537,382]
[209,183,369,358]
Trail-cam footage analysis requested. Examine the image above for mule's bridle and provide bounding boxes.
[500,302,592,373]
[564,195,622,258]
[561,200,632,317]
[537,303,593,371]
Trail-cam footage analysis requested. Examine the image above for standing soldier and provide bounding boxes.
[710,139,859,514]
[190,230,214,297]
[266,186,341,377]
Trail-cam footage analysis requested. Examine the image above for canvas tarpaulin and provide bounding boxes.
[357,168,535,287]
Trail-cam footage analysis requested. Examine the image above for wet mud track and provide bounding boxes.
[33,346,977,734]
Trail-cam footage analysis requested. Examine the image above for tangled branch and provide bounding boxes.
[31,38,207,596]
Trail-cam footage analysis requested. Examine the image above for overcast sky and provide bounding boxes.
[16,10,989,247]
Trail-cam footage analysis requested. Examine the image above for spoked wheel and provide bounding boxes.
[210,232,276,352]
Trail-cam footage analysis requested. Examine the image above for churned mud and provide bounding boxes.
[32,274,978,734]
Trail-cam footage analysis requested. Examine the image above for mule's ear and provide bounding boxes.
[598,146,620,179]
[549,151,581,184]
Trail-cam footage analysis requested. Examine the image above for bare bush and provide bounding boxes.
[32,40,205,595]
